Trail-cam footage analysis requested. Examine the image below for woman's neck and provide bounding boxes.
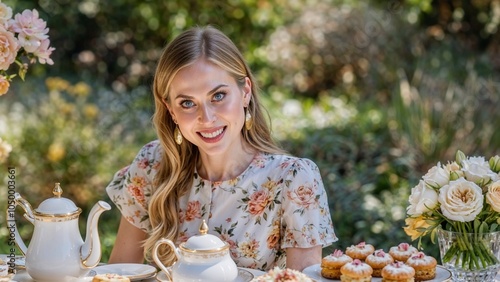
[197,146,257,182]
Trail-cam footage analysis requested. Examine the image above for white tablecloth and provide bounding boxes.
[12,268,266,282]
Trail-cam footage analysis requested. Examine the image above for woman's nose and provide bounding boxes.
[198,104,216,123]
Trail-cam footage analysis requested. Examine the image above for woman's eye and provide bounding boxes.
[213,92,226,102]
[180,100,195,108]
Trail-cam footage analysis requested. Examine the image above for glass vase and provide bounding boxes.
[437,228,500,282]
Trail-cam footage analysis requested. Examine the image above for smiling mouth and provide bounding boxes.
[198,127,225,139]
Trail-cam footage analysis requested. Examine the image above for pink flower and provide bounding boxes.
[184,201,201,222]
[248,190,271,215]
[286,184,318,209]
[0,3,13,28]
[0,26,18,70]
[33,38,54,65]
[0,75,10,95]
[9,9,49,53]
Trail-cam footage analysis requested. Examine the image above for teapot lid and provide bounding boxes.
[35,183,81,216]
[181,220,227,251]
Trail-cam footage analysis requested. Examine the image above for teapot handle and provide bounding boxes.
[152,238,178,281]
[7,193,35,255]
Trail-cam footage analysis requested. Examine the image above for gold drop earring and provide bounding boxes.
[174,125,183,145]
[245,108,253,131]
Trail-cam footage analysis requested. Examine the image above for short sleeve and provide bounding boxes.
[105,140,161,232]
[281,158,338,248]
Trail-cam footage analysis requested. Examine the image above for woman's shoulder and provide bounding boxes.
[256,152,320,172]
[134,140,162,158]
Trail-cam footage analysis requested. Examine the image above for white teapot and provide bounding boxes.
[153,220,238,282]
[12,183,111,281]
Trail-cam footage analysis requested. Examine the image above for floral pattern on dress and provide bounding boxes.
[106,140,338,271]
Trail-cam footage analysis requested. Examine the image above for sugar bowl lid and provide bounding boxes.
[35,183,82,217]
[180,220,228,252]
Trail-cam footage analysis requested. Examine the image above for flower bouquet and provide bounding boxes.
[404,150,500,281]
[0,2,55,95]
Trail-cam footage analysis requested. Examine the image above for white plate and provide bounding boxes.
[156,268,254,282]
[89,263,157,281]
[302,264,452,281]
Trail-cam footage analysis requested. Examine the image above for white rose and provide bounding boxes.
[438,177,483,222]
[462,156,497,185]
[486,180,500,213]
[407,180,439,216]
[423,162,450,188]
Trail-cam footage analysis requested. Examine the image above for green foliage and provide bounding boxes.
[1,0,498,265]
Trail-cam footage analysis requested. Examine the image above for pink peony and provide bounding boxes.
[0,26,18,70]
[184,201,202,222]
[248,190,271,215]
[9,9,49,53]
[33,38,55,65]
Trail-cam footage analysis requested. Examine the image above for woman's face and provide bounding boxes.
[167,59,251,156]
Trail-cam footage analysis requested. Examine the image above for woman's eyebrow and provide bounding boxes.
[174,84,229,100]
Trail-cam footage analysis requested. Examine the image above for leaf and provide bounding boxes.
[479,221,488,234]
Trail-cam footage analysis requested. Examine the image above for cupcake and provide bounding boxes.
[321,249,353,279]
[389,243,418,262]
[405,251,437,281]
[345,242,375,261]
[366,249,394,277]
[381,261,415,282]
[340,259,373,282]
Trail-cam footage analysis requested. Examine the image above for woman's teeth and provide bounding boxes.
[200,128,224,138]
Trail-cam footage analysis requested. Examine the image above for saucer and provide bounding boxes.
[156,268,254,282]
[89,263,157,281]
[0,254,25,269]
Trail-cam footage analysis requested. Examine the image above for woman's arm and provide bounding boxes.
[108,216,148,264]
[286,246,322,271]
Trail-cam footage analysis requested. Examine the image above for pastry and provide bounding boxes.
[381,261,415,282]
[250,267,313,281]
[389,243,418,262]
[366,249,394,277]
[321,249,353,279]
[405,251,437,281]
[92,273,131,282]
[340,259,373,282]
[345,242,375,261]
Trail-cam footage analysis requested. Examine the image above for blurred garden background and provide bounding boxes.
[1,0,499,263]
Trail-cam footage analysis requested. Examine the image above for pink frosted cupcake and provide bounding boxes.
[389,243,418,262]
[340,259,373,282]
[381,261,415,282]
[405,251,437,281]
[321,249,353,279]
[365,249,394,277]
[345,242,375,261]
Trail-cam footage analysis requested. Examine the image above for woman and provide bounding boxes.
[106,25,337,271]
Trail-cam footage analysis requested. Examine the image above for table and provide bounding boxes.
[11,267,266,282]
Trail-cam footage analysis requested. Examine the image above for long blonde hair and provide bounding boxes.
[146,25,285,265]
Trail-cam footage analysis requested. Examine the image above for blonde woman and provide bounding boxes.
[106,26,337,272]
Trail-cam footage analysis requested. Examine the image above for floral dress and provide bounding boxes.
[106,140,337,271]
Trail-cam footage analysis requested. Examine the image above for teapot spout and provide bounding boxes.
[80,201,111,268]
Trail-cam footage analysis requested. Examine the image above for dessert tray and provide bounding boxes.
[89,263,157,281]
[156,267,254,282]
[302,264,452,282]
